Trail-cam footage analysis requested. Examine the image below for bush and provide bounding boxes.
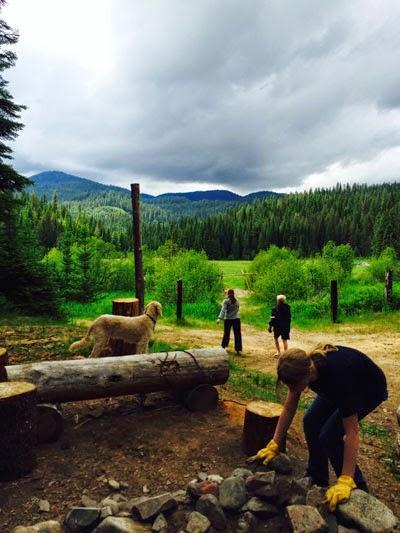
[369,247,398,281]
[150,250,223,304]
[322,241,354,282]
[303,258,331,294]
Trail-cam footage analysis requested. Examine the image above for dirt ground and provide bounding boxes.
[0,320,399,531]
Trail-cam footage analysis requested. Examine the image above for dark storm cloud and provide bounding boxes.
[4,0,400,193]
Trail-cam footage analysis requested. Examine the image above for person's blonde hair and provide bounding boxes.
[277,294,286,302]
[277,343,337,388]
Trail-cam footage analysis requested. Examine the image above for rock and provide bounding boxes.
[187,480,219,499]
[120,481,129,490]
[143,485,150,494]
[39,500,50,512]
[171,489,190,504]
[273,477,293,506]
[131,493,177,521]
[108,479,121,491]
[197,471,208,481]
[231,468,253,480]
[207,474,224,484]
[293,477,313,494]
[306,486,326,508]
[110,493,128,503]
[286,505,329,533]
[186,511,210,533]
[246,471,278,499]
[94,516,151,532]
[100,497,120,515]
[236,511,258,533]
[152,513,168,532]
[269,453,293,475]
[101,506,114,519]
[12,522,62,533]
[219,476,247,511]
[336,489,398,532]
[195,494,227,530]
[241,497,279,519]
[64,507,101,533]
[81,495,98,507]
[288,478,313,506]
[337,526,359,533]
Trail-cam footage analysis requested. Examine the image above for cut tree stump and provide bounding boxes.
[242,400,284,456]
[0,381,37,480]
[37,403,64,443]
[106,297,140,357]
[5,348,229,404]
[181,384,219,411]
[0,347,8,381]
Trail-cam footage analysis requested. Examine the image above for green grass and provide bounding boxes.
[212,260,251,289]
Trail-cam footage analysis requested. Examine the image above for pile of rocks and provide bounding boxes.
[12,454,399,533]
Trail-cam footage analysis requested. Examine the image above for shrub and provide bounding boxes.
[369,247,398,281]
[150,250,222,304]
[322,241,354,282]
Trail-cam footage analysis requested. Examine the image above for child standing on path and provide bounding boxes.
[268,294,291,357]
[217,289,243,355]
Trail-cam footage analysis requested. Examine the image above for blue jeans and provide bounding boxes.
[303,393,386,488]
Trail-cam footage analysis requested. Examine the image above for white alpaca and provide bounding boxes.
[69,301,162,358]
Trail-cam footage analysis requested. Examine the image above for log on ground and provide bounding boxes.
[0,381,37,480]
[4,348,229,404]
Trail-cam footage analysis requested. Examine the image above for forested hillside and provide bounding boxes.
[144,182,400,258]
[29,171,280,222]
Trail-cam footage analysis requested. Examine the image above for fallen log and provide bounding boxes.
[4,348,229,404]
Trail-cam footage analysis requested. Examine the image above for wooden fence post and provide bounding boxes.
[385,270,393,306]
[176,279,183,321]
[330,280,338,323]
[131,183,144,314]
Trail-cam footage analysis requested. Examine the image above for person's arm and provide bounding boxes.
[341,414,359,477]
[256,389,301,462]
[268,307,277,329]
[325,414,358,511]
[273,389,301,449]
[217,300,227,322]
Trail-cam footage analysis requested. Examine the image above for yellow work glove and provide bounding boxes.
[255,439,279,465]
[325,475,356,511]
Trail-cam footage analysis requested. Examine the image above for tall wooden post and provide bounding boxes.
[176,279,183,321]
[110,298,140,356]
[330,280,338,323]
[131,184,144,314]
[385,270,393,306]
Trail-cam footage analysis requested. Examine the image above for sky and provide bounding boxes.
[3,0,400,195]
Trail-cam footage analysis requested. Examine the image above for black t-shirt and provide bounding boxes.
[269,303,291,330]
[308,346,387,418]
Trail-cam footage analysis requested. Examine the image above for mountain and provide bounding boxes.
[28,170,281,221]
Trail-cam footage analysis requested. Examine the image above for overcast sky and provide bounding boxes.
[3,0,400,195]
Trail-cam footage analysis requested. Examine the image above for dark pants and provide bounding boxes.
[303,394,386,488]
[222,318,242,352]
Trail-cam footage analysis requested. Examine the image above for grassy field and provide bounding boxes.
[212,260,251,289]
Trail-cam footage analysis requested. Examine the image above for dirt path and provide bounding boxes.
[156,321,400,412]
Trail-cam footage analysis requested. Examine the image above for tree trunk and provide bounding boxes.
[37,403,64,443]
[106,298,140,357]
[5,348,229,404]
[242,400,284,456]
[0,347,9,381]
[0,381,37,480]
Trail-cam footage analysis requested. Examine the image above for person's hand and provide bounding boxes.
[268,326,272,333]
[325,475,356,511]
[216,318,220,324]
[255,439,279,465]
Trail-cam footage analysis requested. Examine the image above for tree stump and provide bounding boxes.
[181,384,219,411]
[105,298,140,357]
[0,381,37,480]
[37,403,64,443]
[0,347,9,381]
[242,400,284,456]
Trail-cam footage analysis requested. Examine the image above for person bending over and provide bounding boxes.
[268,294,291,357]
[256,344,387,511]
